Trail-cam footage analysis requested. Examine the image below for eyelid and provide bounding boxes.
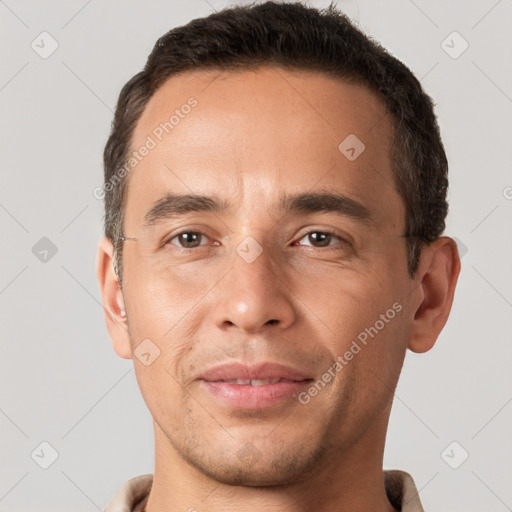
[163,227,353,251]
[161,226,218,249]
[294,228,352,248]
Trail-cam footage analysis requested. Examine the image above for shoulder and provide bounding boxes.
[104,474,153,512]
[384,469,425,512]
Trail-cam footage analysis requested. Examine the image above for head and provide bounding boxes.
[97,1,459,487]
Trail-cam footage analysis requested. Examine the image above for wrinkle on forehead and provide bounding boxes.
[125,65,401,237]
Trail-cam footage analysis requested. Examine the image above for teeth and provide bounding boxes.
[223,378,283,385]
[251,378,281,386]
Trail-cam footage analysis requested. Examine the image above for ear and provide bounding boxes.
[96,237,132,359]
[408,236,461,353]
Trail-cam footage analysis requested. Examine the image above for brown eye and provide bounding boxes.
[169,231,207,249]
[296,231,349,248]
[308,232,332,247]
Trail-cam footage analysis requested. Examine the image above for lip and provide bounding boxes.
[198,361,312,382]
[198,362,313,410]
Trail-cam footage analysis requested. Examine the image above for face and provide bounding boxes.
[115,66,420,485]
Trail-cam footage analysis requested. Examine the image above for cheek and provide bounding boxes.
[302,262,409,388]
[132,362,187,436]
[324,299,408,425]
[295,261,400,330]
[126,274,201,420]
[124,255,209,335]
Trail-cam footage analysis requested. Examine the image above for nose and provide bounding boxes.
[211,239,296,334]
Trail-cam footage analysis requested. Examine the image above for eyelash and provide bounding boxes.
[163,229,352,251]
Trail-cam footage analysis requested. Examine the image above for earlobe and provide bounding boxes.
[96,237,132,359]
[408,237,461,353]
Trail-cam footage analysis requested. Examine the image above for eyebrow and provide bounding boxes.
[143,191,375,229]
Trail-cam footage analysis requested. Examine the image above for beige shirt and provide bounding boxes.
[104,469,424,511]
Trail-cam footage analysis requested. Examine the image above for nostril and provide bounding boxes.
[266,319,279,325]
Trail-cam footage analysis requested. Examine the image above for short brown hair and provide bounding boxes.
[103,1,449,284]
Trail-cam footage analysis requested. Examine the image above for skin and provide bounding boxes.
[97,65,460,512]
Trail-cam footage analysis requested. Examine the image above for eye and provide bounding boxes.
[164,229,349,251]
[295,230,350,249]
[167,231,210,249]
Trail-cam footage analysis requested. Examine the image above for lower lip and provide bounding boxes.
[200,380,312,409]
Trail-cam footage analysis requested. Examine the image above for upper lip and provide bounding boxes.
[198,362,312,382]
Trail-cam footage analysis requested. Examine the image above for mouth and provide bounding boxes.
[214,378,306,386]
[198,361,312,382]
[198,362,314,409]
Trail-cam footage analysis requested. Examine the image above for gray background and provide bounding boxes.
[1,0,511,510]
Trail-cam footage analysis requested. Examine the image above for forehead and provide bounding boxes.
[125,65,402,232]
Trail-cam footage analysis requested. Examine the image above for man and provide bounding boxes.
[97,2,460,511]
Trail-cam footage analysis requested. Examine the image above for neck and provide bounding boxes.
[145,406,396,512]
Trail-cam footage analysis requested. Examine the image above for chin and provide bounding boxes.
[181,440,326,487]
